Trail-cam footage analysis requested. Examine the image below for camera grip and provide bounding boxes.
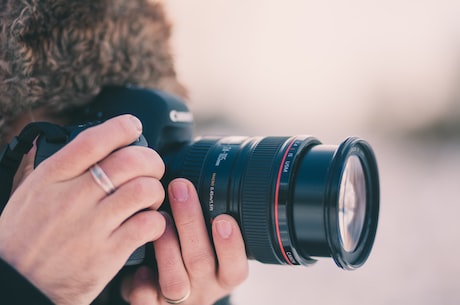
[34,124,150,266]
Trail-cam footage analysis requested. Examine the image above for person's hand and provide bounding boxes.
[121,178,249,305]
[0,115,167,305]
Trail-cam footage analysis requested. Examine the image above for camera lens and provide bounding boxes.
[164,136,379,270]
[338,155,366,252]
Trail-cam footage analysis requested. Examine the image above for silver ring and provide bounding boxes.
[89,164,116,194]
[163,291,191,304]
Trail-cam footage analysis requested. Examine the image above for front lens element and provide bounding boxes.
[338,155,367,252]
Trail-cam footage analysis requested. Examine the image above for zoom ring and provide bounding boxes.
[180,139,217,187]
[240,137,288,264]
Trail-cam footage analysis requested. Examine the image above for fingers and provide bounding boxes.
[38,114,167,224]
[121,266,160,305]
[109,210,166,262]
[94,145,165,189]
[154,213,190,302]
[38,114,143,180]
[3,114,172,304]
[212,214,249,288]
[154,179,247,303]
[122,179,249,305]
[96,177,165,229]
[88,145,166,230]
[83,145,165,201]
[168,179,216,280]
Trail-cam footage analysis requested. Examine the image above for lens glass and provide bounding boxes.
[338,155,367,252]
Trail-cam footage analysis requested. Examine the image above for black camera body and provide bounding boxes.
[9,86,380,270]
[75,86,193,151]
[33,87,194,169]
[31,87,195,265]
[35,87,193,163]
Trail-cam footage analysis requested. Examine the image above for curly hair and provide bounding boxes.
[0,0,186,142]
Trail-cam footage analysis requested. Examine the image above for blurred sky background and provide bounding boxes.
[164,1,460,304]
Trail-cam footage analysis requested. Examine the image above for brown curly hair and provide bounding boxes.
[0,0,186,142]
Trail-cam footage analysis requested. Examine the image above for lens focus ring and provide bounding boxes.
[240,137,288,264]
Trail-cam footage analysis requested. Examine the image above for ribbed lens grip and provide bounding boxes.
[241,137,288,264]
[179,139,216,186]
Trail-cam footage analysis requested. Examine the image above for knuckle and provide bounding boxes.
[113,115,136,137]
[131,178,165,206]
[149,149,165,176]
[129,178,151,198]
[37,157,61,177]
[118,147,142,164]
[220,267,249,288]
[117,147,165,179]
[126,213,157,242]
[151,180,166,205]
[184,252,215,275]
[76,129,105,154]
[125,223,145,243]
[161,254,183,271]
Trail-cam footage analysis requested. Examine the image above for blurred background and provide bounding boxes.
[164,1,460,304]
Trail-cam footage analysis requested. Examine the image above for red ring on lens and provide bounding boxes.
[275,139,296,265]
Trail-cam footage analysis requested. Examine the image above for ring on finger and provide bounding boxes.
[163,290,191,304]
[89,163,116,194]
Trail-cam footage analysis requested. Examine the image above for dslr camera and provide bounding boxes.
[1,86,380,270]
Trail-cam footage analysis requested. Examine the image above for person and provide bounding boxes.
[0,0,248,304]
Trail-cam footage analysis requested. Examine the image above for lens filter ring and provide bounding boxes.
[325,137,380,270]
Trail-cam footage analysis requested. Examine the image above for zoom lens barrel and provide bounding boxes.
[164,136,379,270]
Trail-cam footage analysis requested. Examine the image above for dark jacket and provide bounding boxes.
[0,258,53,305]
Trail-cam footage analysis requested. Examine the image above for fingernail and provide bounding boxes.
[216,219,233,239]
[129,115,143,133]
[171,180,189,202]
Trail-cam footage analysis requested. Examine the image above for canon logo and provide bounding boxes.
[169,110,193,123]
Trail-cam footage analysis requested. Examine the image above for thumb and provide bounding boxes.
[12,144,37,193]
